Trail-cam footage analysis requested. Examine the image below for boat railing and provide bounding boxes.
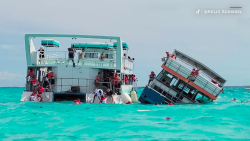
[33,51,117,67]
[164,58,222,97]
[54,78,112,93]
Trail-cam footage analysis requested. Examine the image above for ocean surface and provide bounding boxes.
[0,88,250,141]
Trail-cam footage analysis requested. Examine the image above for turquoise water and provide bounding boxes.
[0,88,250,140]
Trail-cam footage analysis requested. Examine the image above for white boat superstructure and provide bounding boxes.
[21,34,137,103]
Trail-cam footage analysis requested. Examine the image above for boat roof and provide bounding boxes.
[41,39,59,47]
[71,42,113,49]
[173,49,226,85]
[113,42,128,48]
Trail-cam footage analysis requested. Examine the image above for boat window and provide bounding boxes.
[178,83,184,90]
[105,54,113,59]
[84,53,99,58]
[183,87,190,93]
[167,74,173,78]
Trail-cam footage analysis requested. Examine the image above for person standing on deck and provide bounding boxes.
[105,88,115,103]
[94,72,101,89]
[148,71,156,86]
[68,45,76,66]
[38,47,45,58]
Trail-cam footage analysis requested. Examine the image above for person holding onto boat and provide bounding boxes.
[188,69,198,82]
[74,98,82,104]
[117,74,121,87]
[92,89,104,103]
[105,88,115,103]
[38,85,44,95]
[100,53,105,61]
[26,68,34,80]
[30,90,42,102]
[100,95,107,104]
[148,71,156,86]
[125,75,128,85]
[31,75,39,91]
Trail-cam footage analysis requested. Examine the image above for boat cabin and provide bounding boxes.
[139,50,226,104]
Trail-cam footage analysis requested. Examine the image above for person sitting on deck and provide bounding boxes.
[74,98,82,104]
[148,71,156,86]
[92,89,104,103]
[105,88,115,103]
[30,90,42,102]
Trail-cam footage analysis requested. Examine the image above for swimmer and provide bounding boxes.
[164,117,171,120]
[125,101,132,104]
[168,103,174,105]
[74,98,82,104]
[231,98,236,101]
[241,101,244,103]
[154,103,159,105]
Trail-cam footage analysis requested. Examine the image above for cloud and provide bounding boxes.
[0,45,13,50]
[0,72,24,80]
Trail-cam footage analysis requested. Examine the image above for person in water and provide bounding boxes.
[92,89,104,103]
[100,95,107,104]
[74,98,82,104]
[148,71,156,86]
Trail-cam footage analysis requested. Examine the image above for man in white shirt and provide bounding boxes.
[92,89,103,103]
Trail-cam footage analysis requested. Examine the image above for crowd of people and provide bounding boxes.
[26,68,55,103]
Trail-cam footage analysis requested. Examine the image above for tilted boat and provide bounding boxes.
[139,50,226,104]
[21,34,137,103]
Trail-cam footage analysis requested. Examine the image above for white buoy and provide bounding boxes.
[137,110,151,112]
[120,92,132,104]
[130,90,138,103]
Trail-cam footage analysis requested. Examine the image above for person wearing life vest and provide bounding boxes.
[74,99,82,104]
[105,88,115,103]
[113,74,118,86]
[170,54,176,60]
[100,53,105,61]
[188,69,197,82]
[211,79,219,87]
[128,75,133,85]
[38,85,44,94]
[30,90,42,102]
[99,95,108,104]
[26,68,34,78]
[132,75,136,82]
[117,74,121,87]
[195,70,199,77]
[166,52,170,58]
[125,75,128,84]
[148,71,156,86]
[31,75,39,91]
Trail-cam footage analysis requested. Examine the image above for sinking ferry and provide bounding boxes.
[21,34,137,104]
[139,50,226,104]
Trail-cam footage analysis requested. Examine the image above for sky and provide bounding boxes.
[0,0,249,87]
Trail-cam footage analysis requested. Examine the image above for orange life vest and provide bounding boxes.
[28,70,34,76]
[47,72,54,78]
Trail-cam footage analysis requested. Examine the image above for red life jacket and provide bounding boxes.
[166,52,170,57]
[190,69,195,76]
[125,76,128,83]
[47,72,54,78]
[195,71,199,76]
[74,100,82,104]
[125,101,132,104]
[32,77,37,84]
[123,64,126,70]
[38,86,44,93]
[28,70,34,76]
[113,76,118,85]
[132,76,136,81]
[170,54,175,58]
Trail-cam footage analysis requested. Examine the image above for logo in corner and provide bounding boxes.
[196,9,200,14]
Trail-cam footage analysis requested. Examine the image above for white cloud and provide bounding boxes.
[0,45,13,50]
[0,72,24,80]
[0,72,25,87]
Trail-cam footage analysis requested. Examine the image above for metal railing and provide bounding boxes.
[36,51,117,67]
[164,58,222,96]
